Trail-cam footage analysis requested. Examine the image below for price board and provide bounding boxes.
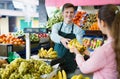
[24,28,48,33]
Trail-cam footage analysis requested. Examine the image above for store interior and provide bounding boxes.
[0,0,120,79]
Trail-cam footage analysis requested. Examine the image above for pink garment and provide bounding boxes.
[76,38,118,79]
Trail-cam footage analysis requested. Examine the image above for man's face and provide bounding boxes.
[62,7,75,23]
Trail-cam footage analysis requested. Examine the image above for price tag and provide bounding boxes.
[24,28,48,33]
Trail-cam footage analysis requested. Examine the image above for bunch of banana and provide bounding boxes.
[38,47,57,59]
[68,39,86,53]
[50,70,67,79]
[71,74,90,79]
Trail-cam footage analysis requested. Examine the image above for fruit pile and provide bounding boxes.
[38,33,49,38]
[50,70,67,79]
[89,22,100,30]
[71,74,90,79]
[0,34,25,46]
[46,9,63,29]
[72,11,86,27]
[0,58,53,79]
[13,30,25,37]
[83,37,103,50]
[81,14,97,30]
[68,39,86,53]
[38,47,58,59]
[0,59,8,68]
[38,33,50,43]
[30,33,40,42]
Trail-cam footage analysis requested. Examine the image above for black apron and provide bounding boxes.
[54,22,77,73]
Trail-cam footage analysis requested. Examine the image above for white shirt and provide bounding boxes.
[50,22,85,44]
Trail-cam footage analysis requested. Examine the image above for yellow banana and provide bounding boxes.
[41,47,44,51]
[76,74,83,79]
[48,51,57,56]
[40,52,43,58]
[42,51,47,57]
[47,48,53,54]
[58,70,63,79]
[68,44,72,48]
[84,77,90,79]
[62,70,67,79]
[71,75,78,79]
[50,54,57,59]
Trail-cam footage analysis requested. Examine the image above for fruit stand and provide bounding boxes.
[0,10,105,79]
[1,0,118,78]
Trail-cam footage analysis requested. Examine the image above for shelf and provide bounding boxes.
[84,30,107,40]
[85,30,103,36]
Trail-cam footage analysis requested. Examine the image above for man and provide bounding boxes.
[50,3,85,73]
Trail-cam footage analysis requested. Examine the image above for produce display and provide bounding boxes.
[89,22,100,30]
[38,33,50,43]
[71,74,90,79]
[83,37,103,51]
[13,30,40,42]
[38,47,58,59]
[50,70,67,79]
[0,9,104,79]
[0,58,53,79]
[81,14,97,30]
[68,39,86,53]
[72,11,86,27]
[30,33,40,42]
[13,30,25,37]
[0,34,25,46]
[38,33,49,38]
[46,9,63,29]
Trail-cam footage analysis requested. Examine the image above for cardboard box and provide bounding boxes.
[13,45,25,52]
[0,44,13,56]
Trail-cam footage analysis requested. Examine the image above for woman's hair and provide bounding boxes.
[62,3,75,12]
[98,4,120,78]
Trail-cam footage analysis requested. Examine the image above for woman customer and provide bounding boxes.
[69,4,120,79]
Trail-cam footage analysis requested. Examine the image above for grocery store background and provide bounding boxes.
[0,0,120,34]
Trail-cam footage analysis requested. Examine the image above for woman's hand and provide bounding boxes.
[69,46,90,56]
[83,50,90,56]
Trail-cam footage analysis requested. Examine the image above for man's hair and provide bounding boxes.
[62,3,75,12]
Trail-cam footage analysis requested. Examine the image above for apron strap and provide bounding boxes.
[71,24,74,33]
[59,22,63,31]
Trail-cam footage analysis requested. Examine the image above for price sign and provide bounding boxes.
[24,28,48,33]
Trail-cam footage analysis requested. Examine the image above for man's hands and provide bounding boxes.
[69,46,80,54]
[60,38,71,48]
[60,37,90,56]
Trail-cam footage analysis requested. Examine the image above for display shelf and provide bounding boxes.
[31,55,53,62]
[83,30,107,52]
[84,30,107,38]
[16,41,51,58]
[85,30,102,36]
